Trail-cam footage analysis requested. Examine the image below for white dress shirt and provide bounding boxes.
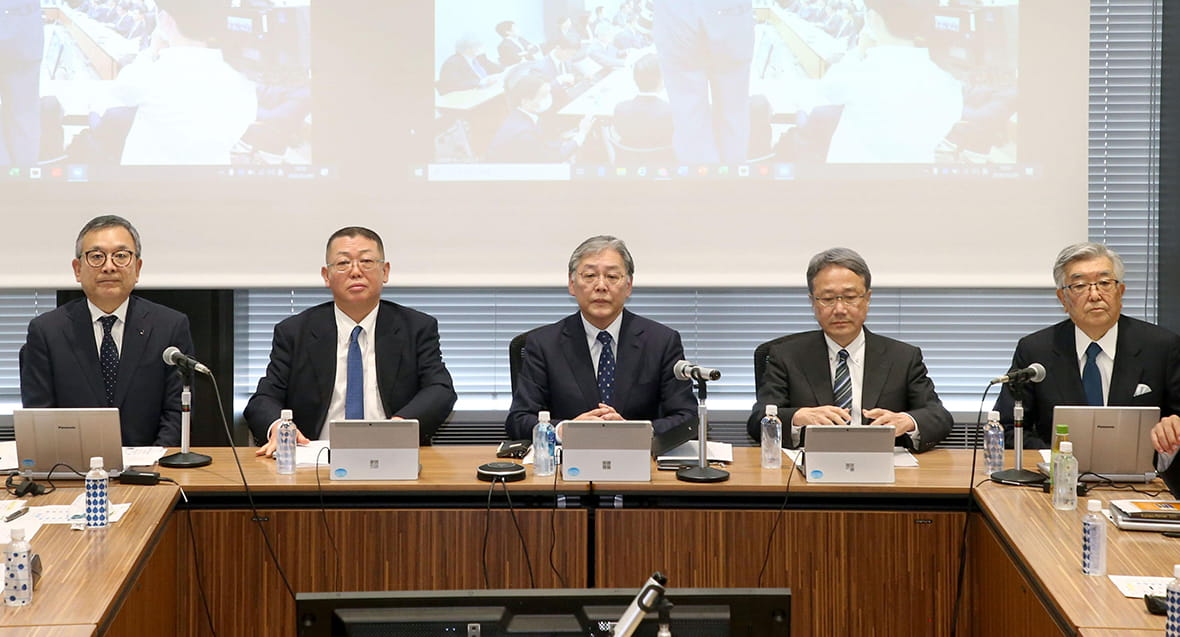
[321,305,387,440]
[1074,323,1118,405]
[87,298,129,357]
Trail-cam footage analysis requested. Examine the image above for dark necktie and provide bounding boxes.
[98,315,119,406]
[833,348,852,413]
[597,331,616,405]
[345,325,364,419]
[1082,342,1104,406]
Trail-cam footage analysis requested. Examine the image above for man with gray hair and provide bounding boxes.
[996,242,1180,448]
[505,235,696,439]
[437,33,502,95]
[20,215,195,446]
[747,247,952,452]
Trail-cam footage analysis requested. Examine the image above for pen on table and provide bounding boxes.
[4,506,28,523]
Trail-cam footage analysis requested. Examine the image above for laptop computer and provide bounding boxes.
[1035,406,1160,482]
[561,420,652,482]
[799,425,895,484]
[13,408,125,478]
[329,420,419,481]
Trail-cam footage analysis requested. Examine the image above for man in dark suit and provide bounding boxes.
[245,227,457,454]
[612,53,674,150]
[996,242,1180,449]
[437,34,502,95]
[748,247,952,453]
[505,235,696,440]
[486,69,593,163]
[0,0,44,166]
[20,215,194,446]
[496,20,539,67]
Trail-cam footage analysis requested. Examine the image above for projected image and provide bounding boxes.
[429,0,1019,177]
[1,0,311,173]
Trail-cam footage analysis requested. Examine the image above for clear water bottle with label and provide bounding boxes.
[275,409,296,475]
[85,456,110,529]
[1168,564,1180,637]
[1051,441,1078,511]
[1082,499,1106,575]
[761,405,783,469]
[4,527,32,606]
[983,410,1004,475]
[1050,423,1070,487]
[533,410,556,477]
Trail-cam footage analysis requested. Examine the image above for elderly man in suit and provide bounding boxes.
[996,242,1180,449]
[0,0,44,166]
[20,215,195,446]
[505,235,696,439]
[245,227,457,454]
[748,247,952,452]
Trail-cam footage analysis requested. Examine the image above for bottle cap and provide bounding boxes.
[539,410,550,423]
[10,527,24,542]
[988,410,999,421]
[765,404,778,417]
[89,456,103,469]
[1059,441,1073,454]
[280,409,293,420]
[1056,423,1069,435]
[1088,499,1101,512]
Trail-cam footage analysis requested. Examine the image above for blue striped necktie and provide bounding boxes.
[833,348,852,413]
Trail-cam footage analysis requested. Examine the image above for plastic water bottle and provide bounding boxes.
[275,409,296,475]
[1052,441,1078,511]
[1167,564,1180,636]
[84,456,110,529]
[761,404,783,469]
[1081,499,1106,575]
[4,527,32,606]
[983,410,1004,476]
[1050,423,1070,487]
[533,410,556,477]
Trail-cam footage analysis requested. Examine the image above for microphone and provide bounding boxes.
[673,360,721,382]
[162,346,211,375]
[990,362,1046,385]
[612,572,667,637]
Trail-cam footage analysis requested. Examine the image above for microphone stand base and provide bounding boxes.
[159,451,212,468]
[676,465,730,483]
[990,468,1044,484]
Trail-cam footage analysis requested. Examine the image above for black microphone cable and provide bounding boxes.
[949,383,995,637]
[314,445,342,593]
[757,442,797,587]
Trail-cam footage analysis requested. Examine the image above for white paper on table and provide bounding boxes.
[1039,449,1052,463]
[784,447,918,467]
[123,446,167,467]
[0,440,17,471]
[33,493,132,525]
[1109,574,1173,598]
[296,441,332,467]
[658,441,733,463]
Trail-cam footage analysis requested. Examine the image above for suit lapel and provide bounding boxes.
[1109,316,1142,403]
[611,311,640,410]
[560,314,599,406]
[374,302,404,417]
[801,332,834,405]
[861,330,892,410]
[68,300,106,404]
[113,296,150,407]
[1051,321,1086,402]
[309,306,338,426]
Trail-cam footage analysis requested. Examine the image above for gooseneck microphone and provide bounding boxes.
[162,346,212,375]
[989,362,1046,385]
[612,572,667,637]
[673,360,721,382]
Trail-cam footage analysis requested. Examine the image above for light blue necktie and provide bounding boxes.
[597,331,616,405]
[345,325,364,419]
[1082,342,1104,406]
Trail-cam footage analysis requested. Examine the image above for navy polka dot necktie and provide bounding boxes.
[98,315,119,406]
[596,331,615,405]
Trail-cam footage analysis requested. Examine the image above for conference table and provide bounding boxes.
[0,446,1172,635]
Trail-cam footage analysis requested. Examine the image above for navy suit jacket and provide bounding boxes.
[244,300,457,445]
[505,310,697,440]
[497,36,537,66]
[995,315,1180,447]
[20,295,194,446]
[747,328,953,453]
[437,53,500,95]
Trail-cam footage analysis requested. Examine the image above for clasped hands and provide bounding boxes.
[791,405,915,436]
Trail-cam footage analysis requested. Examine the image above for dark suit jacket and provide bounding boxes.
[995,315,1180,448]
[747,328,953,453]
[505,310,697,440]
[20,295,194,446]
[498,36,537,66]
[486,108,576,163]
[613,95,674,149]
[437,53,500,95]
[244,300,457,445]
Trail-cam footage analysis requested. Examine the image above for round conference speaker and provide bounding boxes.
[477,461,527,482]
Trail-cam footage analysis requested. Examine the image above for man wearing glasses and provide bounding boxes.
[245,227,456,455]
[747,247,952,452]
[996,242,1180,448]
[505,235,696,440]
[20,215,194,446]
